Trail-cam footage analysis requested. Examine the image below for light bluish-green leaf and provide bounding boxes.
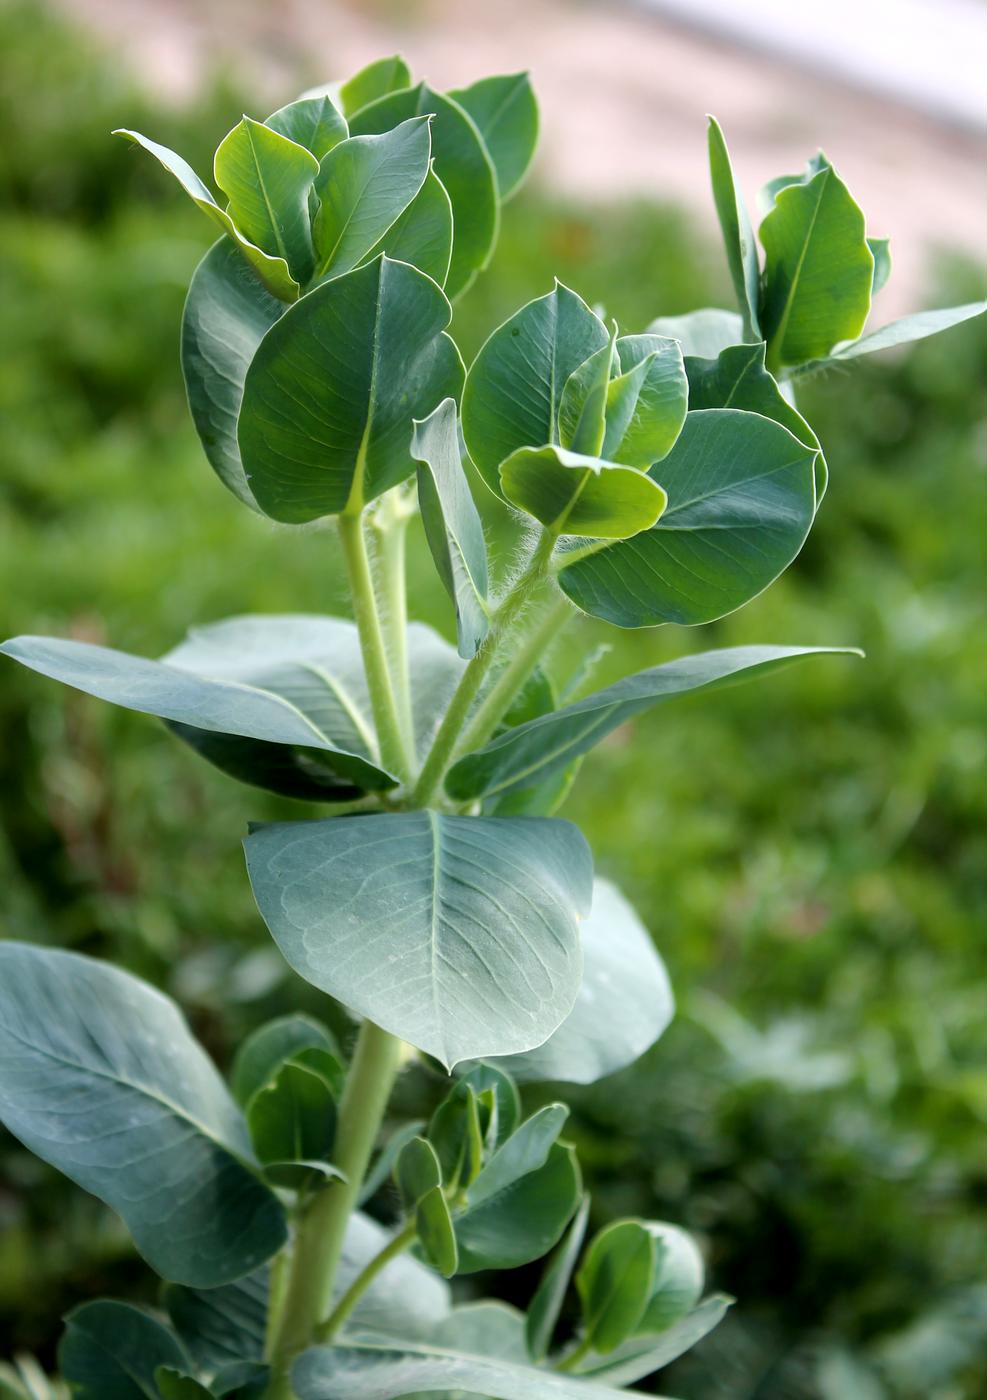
[457,1063,521,1153]
[868,236,891,295]
[337,1211,452,1338]
[455,1142,581,1273]
[0,944,286,1286]
[359,1120,427,1206]
[577,1221,657,1354]
[364,165,454,286]
[339,56,412,118]
[449,72,539,200]
[311,118,431,281]
[430,1301,529,1361]
[635,1223,705,1335]
[500,445,667,538]
[707,117,760,340]
[467,1104,569,1208]
[59,1302,188,1400]
[601,335,688,467]
[244,812,592,1068]
[238,256,463,520]
[214,117,319,284]
[416,1185,459,1278]
[463,283,609,497]
[527,1194,591,1360]
[265,95,348,161]
[447,645,860,802]
[413,397,490,658]
[647,308,743,360]
[231,1014,340,1108]
[576,1294,731,1385]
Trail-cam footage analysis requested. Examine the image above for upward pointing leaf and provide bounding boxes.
[364,165,454,287]
[339,56,412,118]
[265,95,348,161]
[707,117,760,340]
[450,72,539,200]
[559,332,615,457]
[213,117,320,284]
[527,1194,591,1360]
[868,236,891,295]
[602,335,688,467]
[59,1301,189,1400]
[577,1221,657,1354]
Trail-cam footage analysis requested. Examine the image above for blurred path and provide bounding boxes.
[57,0,987,313]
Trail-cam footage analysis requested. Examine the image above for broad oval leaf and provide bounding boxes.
[364,165,454,287]
[397,1135,443,1204]
[576,1294,732,1386]
[463,283,609,498]
[449,73,539,200]
[577,1221,657,1354]
[429,1301,528,1360]
[499,445,667,539]
[213,117,320,284]
[601,335,688,468]
[557,408,819,628]
[0,944,286,1286]
[244,811,592,1068]
[447,644,860,802]
[647,308,743,360]
[59,1301,189,1400]
[636,1222,705,1335]
[246,1058,337,1181]
[526,1194,591,1360]
[454,1142,582,1274]
[165,1269,270,1373]
[231,1013,341,1108]
[238,256,463,521]
[707,117,760,340]
[265,95,348,161]
[339,56,412,119]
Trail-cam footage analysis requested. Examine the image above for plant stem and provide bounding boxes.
[316,1218,417,1344]
[337,512,413,784]
[263,1019,402,1396]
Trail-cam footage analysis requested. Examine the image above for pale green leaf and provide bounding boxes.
[396,1136,442,1204]
[449,72,539,200]
[636,1223,705,1335]
[576,1294,731,1385]
[824,298,987,364]
[213,117,319,283]
[416,1185,459,1278]
[868,236,891,295]
[500,445,667,538]
[558,333,615,457]
[646,308,743,359]
[601,335,688,467]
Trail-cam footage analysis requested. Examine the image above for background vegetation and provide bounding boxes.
[1,4,986,1395]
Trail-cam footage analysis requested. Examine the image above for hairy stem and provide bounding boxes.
[316,1218,417,1344]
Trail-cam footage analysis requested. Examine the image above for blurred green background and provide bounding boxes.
[1,3,986,1396]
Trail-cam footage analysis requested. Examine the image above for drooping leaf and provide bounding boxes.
[635,1223,705,1335]
[265,95,348,161]
[349,85,498,298]
[244,812,592,1069]
[600,335,688,468]
[577,1221,657,1354]
[526,1194,591,1360]
[231,1014,341,1108]
[364,165,454,286]
[237,256,463,520]
[0,944,286,1286]
[490,879,673,1084]
[339,56,412,118]
[449,73,539,200]
[462,283,609,497]
[868,236,891,295]
[447,645,860,802]
[454,1142,582,1273]
[647,308,743,359]
[811,298,987,368]
[707,117,760,340]
[114,130,299,301]
[165,1269,269,1373]
[416,1185,459,1277]
[413,397,490,658]
[59,1302,189,1400]
[556,408,819,628]
[575,1294,732,1385]
[213,117,320,284]
[311,118,431,281]
[499,445,667,538]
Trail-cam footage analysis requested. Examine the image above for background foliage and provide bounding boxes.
[1,5,986,1395]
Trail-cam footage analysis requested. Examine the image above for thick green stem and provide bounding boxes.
[263,1020,402,1396]
[316,1218,417,1344]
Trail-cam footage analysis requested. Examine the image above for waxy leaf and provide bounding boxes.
[491,879,673,1084]
[413,397,490,658]
[466,1104,569,1207]
[577,1221,657,1353]
[447,645,860,802]
[458,1063,521,1152]
[238,256,463,520]
[450,72,539,200]
[759,155,873,368]
[214,117,320,284]
[339,56,412,118]
[210,1362,268,1397]
[600,335,688,468]
[527,1194,591,1360]
[463,283,609,497]
[430,1301,528,1360]
[455,1142,581,1273]
[231,1013,341,1108]
[557,409,819,628]
[114,130,299,301]
[636,1223,705,1334]
[244,812,592,1068]
[707,117,760,340]
[396,1136,442,1204]
[647,308,743,360]
[265,94,348,160]
[0,944,286,1286]
[810,297,987,369]
[350,85,498,299]
[575,1294,731,1385]
[311,118,431,281]
[365,165,454,286]
[416,1185,459,1277]
[165,1270,269,1373]
[500,445,668,538]
[59,1301,188,1400]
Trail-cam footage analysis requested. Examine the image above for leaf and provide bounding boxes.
[59,1302,189,1400]
[576,1294,732,1385]
[707,117,760,340]
[231,1014,341,1108]
[210,1362,269,1398]
[447,645,860,802]
[237,256,463,520]
[339,56,412,118]
[430,1301,529,1360]
[467,1104,569,1207]
[600,335,688,468]
[412,397,490,658]
[244,812,592,1069]
[647,308,743,359]
[759,155,873,368]
[820,298,987,365]
[311,118,431,281]
[559,333,614,457]
[449,73,539,200]
[556,408,819,628]
[359,1120,427,1206]
[455,1142,581,1273]
[246,1059,337,1180]
[428,1083,484,1190]
[577,1221,657,1354]
[265,95,348,161]
[868,236,891,295]
[213,117,319,284]
[456,1063,521,1151]
[462,283,609,497]
[526,1194,591,1360]
[156,1372,214,1400]
[114,130,299,301]
[364,165,454,286]
[499,445,667,539]
[396,1136,442,1204]
[490,879,674,1085]
[636,1223,705,1334]
[165,1269,269,1373]
[416,1186,459,1277]
[349,84,498,299]
[0,944,286,1286]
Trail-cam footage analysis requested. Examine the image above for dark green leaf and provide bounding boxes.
[359,1120,427,1206]
[231,1014,340,1108]
[416,1185,459,1277]
[339,56,412,118]
[156,1371,214,1400]
[707,117,760,340]
[210,1362,269,1398]
[246,1059,337,1174]
[364,166,454,286]
[449,73,539,200]
[500,445,667,538]
[213,117,319,284]
[165,1270,269,1373]
[59,1301,188,1400]
[577,1220,657,1353]
[265,95,348,161]
[526,1194,591,1360]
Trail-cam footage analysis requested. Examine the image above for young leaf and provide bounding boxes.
[359,1120,428,1206]
[244,812,592,1069]
[558,334,615,457]
[416,1185,459,1278]
[462,283,609,497]
[449,73,539,200]
[412,397,490,659]
[246,1058,337,1179]
[636,1222,705,1334]
[59,1301,189,1400]
[265,94,348,161]
[428,1083,481,1190]
[364,165,454,286]
[456,1063,521,1151]
[231,1014,341,1108]
[868,236,891,295]
[213,117,320,284]
[812,297,987,368]
[647,307,743,359]
[574,1294,732,1385]
[465,1104,569,1206]
[431,1301,529,1360]
[499,445,667,539]
[526,1194,591,1360]
[601,335,688,468]
[0,944,286,1286]
[156,1372,215,1400]
[707,117,760,340]
[339,56,412,118]
[396,1136,442,1205]
[576,1220,657,1353]
[455,1142,582,1273]
[237,256,463,520]
[447,645,861,802]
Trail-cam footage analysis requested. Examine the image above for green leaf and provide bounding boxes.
[499,445,667,538]
[575,1294,731,1385]
[556,408,819,628]
[577,1221,657,1354]
[558,333,615,457]
[428,1083,480,1190]
[364,166,454,286]
[237,256,463,521]
[600,335,688,468]
[265,95,348,161]
[449,73,539,200]
[246,1059,337,1179]
[416,1186,459,1277]
[456,1063,521,1152]
[59,1302,189,1400]
[231,1014,341,1108]
[447,645,860,802]
[213,117,319,284]
[396,1136,442,1204]
[413,397,490,659]
[430,1301,529,1360]
[467,1104,569,1205]
[526,1194,591,1361]
[463,283,609,498]
[311,118,431,281]
[0,944,286,1286]
[636,1223,705,1334]
[339,56,412,118]
[156,1372,214,1400]
[490,878,673,1085]
[647,308,743,359]
[210,1362,269,1398]
[816,298,987,367]
[114,130,299,301]
[759,154,873,368]
[707,117,760,340]
[165,1270,269,1373]
[349,84,498,299]
[868,236,891,295]
[244,812,592,1069]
